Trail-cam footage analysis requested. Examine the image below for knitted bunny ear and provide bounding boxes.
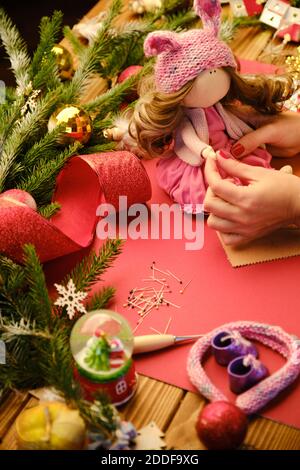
[144,31,181,57]
[193,0,221,36]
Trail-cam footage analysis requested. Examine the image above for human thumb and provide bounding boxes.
[231,125,274,158]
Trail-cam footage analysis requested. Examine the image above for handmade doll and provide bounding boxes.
[116,0,293,212]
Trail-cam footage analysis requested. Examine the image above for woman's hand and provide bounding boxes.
[204,153,300,245]
[229,109,300,158]
[202,146,217,159]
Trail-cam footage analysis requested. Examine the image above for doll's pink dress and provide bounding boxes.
[156,106,272,212]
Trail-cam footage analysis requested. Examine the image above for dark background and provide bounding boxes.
[0,0,97,85]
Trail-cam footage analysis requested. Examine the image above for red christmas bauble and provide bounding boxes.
[0,189,37,211]
[118,65,143,84]
[196,401,248,450]
[117,65,143,102]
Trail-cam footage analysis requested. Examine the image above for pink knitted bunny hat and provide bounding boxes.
[144,0,237,93]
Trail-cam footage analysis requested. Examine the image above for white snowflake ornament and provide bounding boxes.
[54,279,87,320]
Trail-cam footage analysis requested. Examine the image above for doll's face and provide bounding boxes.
[182,68,231,108]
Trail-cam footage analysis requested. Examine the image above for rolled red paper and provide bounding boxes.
[0,151,151,263]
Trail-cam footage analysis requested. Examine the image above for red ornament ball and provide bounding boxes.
[0,189,37,211]
[118,65,143,84]
[196,401,248,450]
[117,65,143,102]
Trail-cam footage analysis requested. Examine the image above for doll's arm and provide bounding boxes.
[175,117,214,166]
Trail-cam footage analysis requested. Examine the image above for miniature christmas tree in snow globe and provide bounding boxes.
[70,310,137,405]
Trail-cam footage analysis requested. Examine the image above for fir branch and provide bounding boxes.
[82,141,116,154]
[0,254,21,275]
[65,239,123,292]
[30,11,63,90]
[22,244,52,326]
[0,317,52,343]
[63,25,86,57]
[0,89,62,192]
[38,201,61,219]
[159,0,192,15]
[83,70,142,116]
[100,23,152,78]
[31,11,63,77]
[21,126,64,168]
[62,0,123,103]
[162,9,197,31]
[37,324,78,400]
[17,142,81,205]
[0,9,31,92]
[86,286,116,311]
[77,395,117,438]
[0,96,23,146]
[33,53,60,92]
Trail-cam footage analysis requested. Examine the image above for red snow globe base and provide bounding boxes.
[70,309,137,406]
[74,361,137,406]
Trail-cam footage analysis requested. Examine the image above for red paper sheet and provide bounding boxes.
[46,60,300,429]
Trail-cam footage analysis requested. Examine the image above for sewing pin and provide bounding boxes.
[180,279,192,294]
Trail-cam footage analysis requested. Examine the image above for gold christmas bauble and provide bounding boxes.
[51,45,74,80]
[48,105,93,144]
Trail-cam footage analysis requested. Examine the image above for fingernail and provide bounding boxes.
[231,143,245,157]
[218,150,228,159]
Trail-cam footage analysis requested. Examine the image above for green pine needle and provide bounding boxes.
[65,239,123,292]
[86,286,116,311]
[22,244,53,326]
[63,25,86,57]
[38,201,61,219]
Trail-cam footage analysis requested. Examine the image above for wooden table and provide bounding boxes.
[1,1,300,451]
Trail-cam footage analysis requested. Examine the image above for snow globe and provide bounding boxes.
[70,309,137,406]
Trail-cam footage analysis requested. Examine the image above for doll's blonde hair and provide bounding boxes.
[129,66,293,159]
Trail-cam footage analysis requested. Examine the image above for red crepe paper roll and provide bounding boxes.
[0,151,151,263]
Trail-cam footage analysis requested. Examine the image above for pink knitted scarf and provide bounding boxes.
[187,321,300,415]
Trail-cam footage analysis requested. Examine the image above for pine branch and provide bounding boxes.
[77,395,117,438]
[83,70,143,117]
[100,23,152,78]
[0,9,31,93]
[36,324,78,400]
[22,244,52,327]
[38,201,61,219]
[221,16,262,44]
[86,286,116,311]
[63,25,86,57]
[0,96,23,146]
[0,88,62,192]
[30,11,63,90]
[62,0,123,103]
[65,239,123,292]
[31,11,63,77]
[21,126,64,168]
[82,141,116,154]
[17,142,81,205]
[0,317,52,343]
[161,9,197,31]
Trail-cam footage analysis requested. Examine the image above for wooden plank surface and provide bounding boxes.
[1,1,300,451]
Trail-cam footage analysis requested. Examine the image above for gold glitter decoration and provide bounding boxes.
[286,46,300,81]
[51,45,74,80]
[48,105,93,144]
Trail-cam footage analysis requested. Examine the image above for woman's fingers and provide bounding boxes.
[204,187,241,222]
[215,153,267,181]
[220,232,249,246]
[207,214,239,233]
[204,155,246,204]
[231,124,277,158]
